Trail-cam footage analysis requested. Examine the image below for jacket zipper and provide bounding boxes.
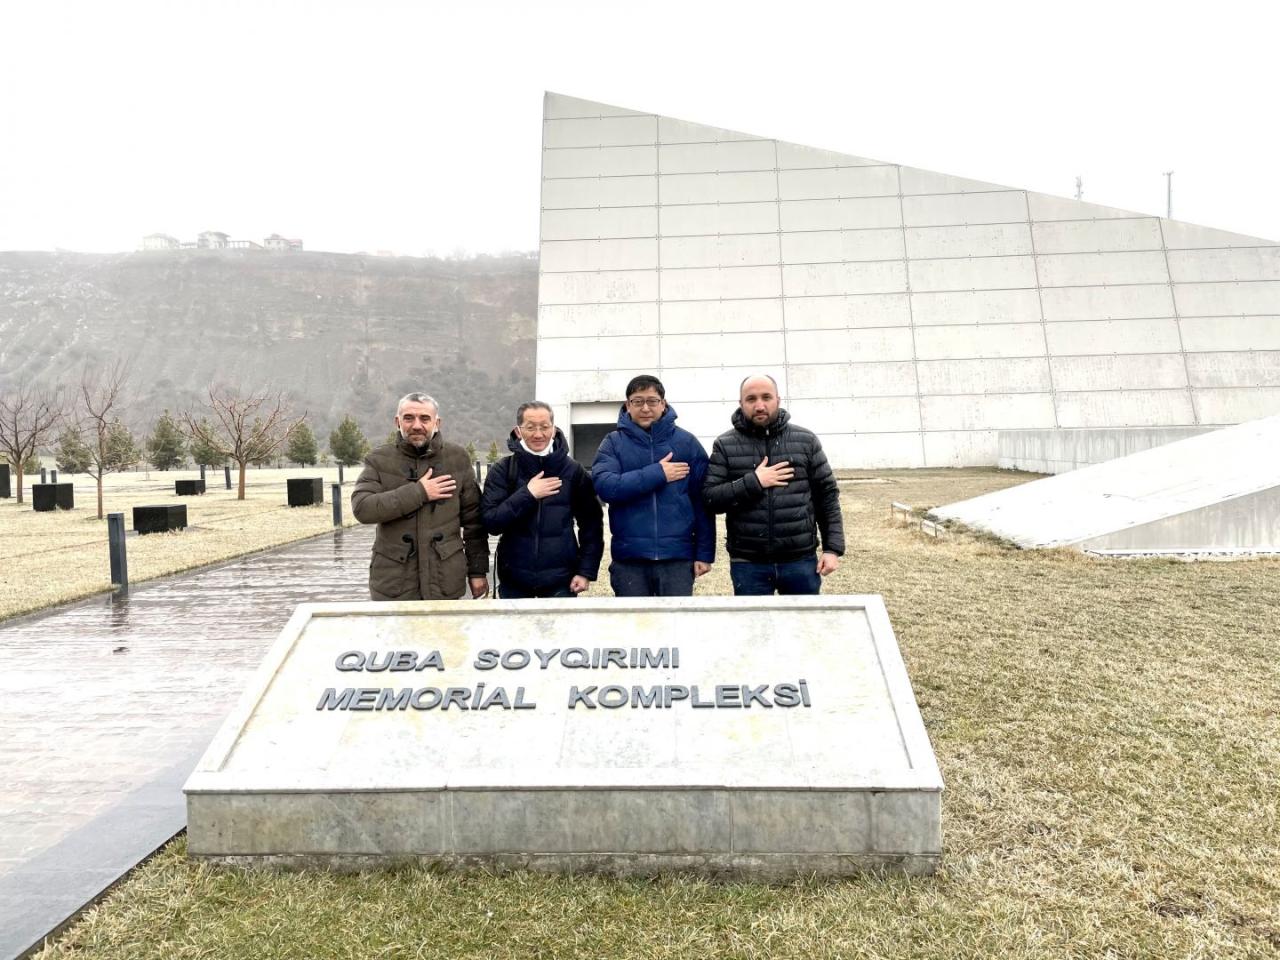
[650,431,659,559]
[765,430,774,543]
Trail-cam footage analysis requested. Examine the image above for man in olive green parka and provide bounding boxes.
[352,392,489,600]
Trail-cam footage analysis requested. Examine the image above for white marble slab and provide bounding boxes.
[185,596,943,876]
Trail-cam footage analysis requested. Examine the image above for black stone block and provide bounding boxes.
[0,464,9,499]
[287,477,324,507]
[175,479,206,496]
[32,483,74,511]
[133,504,187,534]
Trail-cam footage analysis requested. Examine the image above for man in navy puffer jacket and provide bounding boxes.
[591,375,715,596]
[482,402,603,599]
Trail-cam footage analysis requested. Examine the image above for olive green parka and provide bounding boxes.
[351,433,488,600]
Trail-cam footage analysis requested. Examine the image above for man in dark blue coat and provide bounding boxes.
[591,374,715,596]
[481,401,603,599]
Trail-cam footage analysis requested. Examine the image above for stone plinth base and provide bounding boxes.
[287,478,323,506]
[0,464,10,498]
[175,479,206,496]
[134,504,187,534]
[32,483,73,511]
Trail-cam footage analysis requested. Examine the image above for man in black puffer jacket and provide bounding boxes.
[703,374,845,595]
[481,401,604,599]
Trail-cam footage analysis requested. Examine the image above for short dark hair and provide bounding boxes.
[624,374,665,400]
[515,400,554,424]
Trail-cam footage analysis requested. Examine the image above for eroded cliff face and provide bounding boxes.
[0,249,538,449]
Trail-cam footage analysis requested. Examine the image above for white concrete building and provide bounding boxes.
[535,92,1280,467]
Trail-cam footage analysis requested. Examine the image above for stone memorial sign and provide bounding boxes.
[287,477,323,507]
[134,504,187,534]
[32,483,73,511]
[185,596,942,878]
[0,463,9,499]
[175,479,205,496]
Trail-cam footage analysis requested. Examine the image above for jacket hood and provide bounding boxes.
[731,406,791,438]
[615,402,679,443]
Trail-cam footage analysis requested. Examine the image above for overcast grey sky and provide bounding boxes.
[2,0,1278,256]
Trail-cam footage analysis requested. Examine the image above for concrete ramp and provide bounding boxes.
[932,414,1280,555]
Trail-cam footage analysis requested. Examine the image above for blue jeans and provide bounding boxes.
[498,581,574,599]
[730,558,822,596]
[609,559,695,597]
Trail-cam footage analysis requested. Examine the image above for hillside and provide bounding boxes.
[0,250,538,453]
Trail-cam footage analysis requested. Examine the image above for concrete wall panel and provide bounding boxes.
[902,192,1027,227]
[775,142,883,170]
[1193,387,1280,423]
[659,367,788,404]
[1160,220,1277,250]
[905,223,1032,259]
[1055,390,1193,428]
[539,270,659,305]
[821,432,926,468]
[1031,218,1163,254]
[539,335,661,372]
[785,294,912,330]
[915,323,1046,360]
[780,197,903,232]
[541,176,657,209]
[662,266,781,301]
[921,430,999,467]
[783,261,908,297]
[1036,251,1169,287]
[1174,282,1280,317]
[909,288,1041,327]
[1186,351,1280,388]
[1050,354,1189,392]
[786,327,916,363]
[544,115,657,149]
[778,166,899,200]
[542,206,658,241]
[544,94,647,120]
[908,255,1037,293]
[788,397,920,434]
[540,238,659,273]
[661,234,780,269]
[1180,315,1280,351]
[899,169,1007,195]
[1167,248,1280,283]
[662,400,728,438]
[657,117,762,144]
[1026,194,1146,221]
[659,140,777,174]
[782,228,904,264]
[661,202,778,236]
[660,171,778,205]
[660,332,786,368]
[916,358,1051,395]
[1039,284,1174,322]
[921,394,1055,431]
[538,303,659,339]
[538,370,628,401]
[1043,318,1183,356]
[542,145,658,179]
[787,361,917,398]
[661,298,784,335]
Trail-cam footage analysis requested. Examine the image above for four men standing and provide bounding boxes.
[355,373,843,601]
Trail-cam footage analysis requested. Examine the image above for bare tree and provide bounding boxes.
[79,361,141,519]
[182,386,306,500]
[0,381,63,503]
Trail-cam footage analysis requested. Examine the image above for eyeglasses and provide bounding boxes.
[627,397,664,409]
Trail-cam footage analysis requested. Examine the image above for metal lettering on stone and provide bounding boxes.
[184,597,942,878]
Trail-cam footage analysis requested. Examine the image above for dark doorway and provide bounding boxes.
[571,423,613,468]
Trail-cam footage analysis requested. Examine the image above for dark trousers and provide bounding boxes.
[499,580,574,599]
[729,558,822,596]
[609,559,695,597]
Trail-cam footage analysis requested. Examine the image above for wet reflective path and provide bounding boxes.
[0,526,373,959]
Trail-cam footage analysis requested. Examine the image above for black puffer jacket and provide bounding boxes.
[703,409,844,563]
[481,428,604,592]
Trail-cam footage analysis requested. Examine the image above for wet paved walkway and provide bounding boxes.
[0,525,374,959]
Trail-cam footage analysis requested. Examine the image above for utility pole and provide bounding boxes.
[1074,176,1083,200]
[1163,171,1174,219]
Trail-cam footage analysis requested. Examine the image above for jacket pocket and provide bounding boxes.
[370,542,415,600]
[430,536,467,598]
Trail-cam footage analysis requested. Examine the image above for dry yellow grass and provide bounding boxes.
[30,467,1280,958]
[0,467,358,620]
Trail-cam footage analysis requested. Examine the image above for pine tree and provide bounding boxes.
[146,409,186,470]
[329,415,371,466]
[286,420,319,466]
[486,440,499,465]
[22,450,42,474]
[465,441,478,463]
[189,420,227,467]
[104,419,141,472]
[56,428,93,474]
